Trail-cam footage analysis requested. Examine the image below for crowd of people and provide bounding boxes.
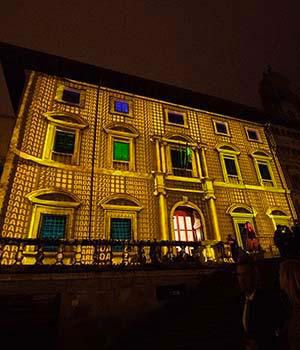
[236,256,300,350]
[274,221,300,257]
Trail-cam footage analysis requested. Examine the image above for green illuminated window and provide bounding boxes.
[171,147,192,169]
[113,140,129,161]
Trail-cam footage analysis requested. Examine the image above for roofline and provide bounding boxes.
[0,41,267,123]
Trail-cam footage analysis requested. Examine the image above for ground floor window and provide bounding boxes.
[110,218,131,251]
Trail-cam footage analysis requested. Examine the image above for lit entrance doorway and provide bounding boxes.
[173,206,204,254]
[227,205,256,249]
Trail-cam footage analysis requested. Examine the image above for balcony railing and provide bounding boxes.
[0,237,232,269]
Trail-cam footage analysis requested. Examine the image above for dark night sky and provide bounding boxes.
[1,0,300,116]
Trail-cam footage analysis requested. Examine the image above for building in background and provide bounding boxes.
[260,68,300,217]
[0,43,297,263]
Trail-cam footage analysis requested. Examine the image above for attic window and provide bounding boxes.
[62,89,81,105]
[168,112,184,125]
[165,108,188,127]
[213,120,230,135]
[55,85,85,107]
[246,128,260,141]
[115,101,129,114]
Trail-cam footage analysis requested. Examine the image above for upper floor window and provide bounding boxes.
[245,127,261,142]
[163,135,199,179]
[43,112,88,165]
[55,85,85,107]
[53,130,76,155]
[213,120,230,136]
[104,123,139,171]
[251,151,275,187]
[110,97,133,117]
[113,139,130,162]
[170,145,193,177]
[217,144,243,184]
[115,101,129,114]
[164,108,188,128]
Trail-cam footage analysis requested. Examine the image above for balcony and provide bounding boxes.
[0,237,230,269]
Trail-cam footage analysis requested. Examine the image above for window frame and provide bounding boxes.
[217,145,243,184]
[104,124,139,172]
[43,112,88,165]
[165,140,199,179]
[251,151,276,187]
[245,127,261,142]
[213,119,230,136]
[164,108,188,128]
[112,138,130,163]
[266,208,292,231]
[110,97,134,117]
[55,85,85,107]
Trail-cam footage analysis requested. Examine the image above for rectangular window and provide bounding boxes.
[111,218,131,251]
[167,112,185,125]
[171,147,192,169]
[215,122,229,135]
[246,129,259,141]
[114,101,129,114]
[224,157,238,176]
[113,140,130,161]
[258,163,272,180]
[62,88,81,105]
[53,130,75,154]
[39,214,66,251]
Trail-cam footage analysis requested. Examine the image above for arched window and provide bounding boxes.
[267,208,291,230]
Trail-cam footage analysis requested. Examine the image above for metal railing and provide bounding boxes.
[0,237,231,269]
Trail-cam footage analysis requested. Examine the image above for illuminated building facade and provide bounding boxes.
[0,44,297,263]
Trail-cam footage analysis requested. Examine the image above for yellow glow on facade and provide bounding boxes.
[0,71,297,264]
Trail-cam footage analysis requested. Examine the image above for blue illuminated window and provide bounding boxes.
[39,214,66,251]
[111,218,131,251]
[114,101,129,114]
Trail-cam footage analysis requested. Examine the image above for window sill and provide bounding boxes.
[166,175,201,183]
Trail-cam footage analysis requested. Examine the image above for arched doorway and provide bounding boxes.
[227,205,257,249]
[172,203,205,254]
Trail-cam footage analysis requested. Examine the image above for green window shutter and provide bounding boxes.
[113,141,129,161]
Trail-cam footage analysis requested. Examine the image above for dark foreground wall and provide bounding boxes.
[0,260,283,350]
